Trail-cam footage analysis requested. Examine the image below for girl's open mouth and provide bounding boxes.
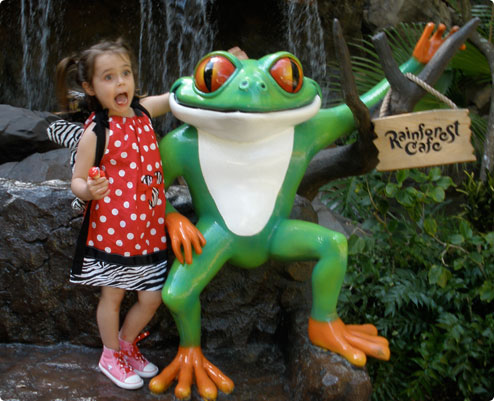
[115,93,128,105]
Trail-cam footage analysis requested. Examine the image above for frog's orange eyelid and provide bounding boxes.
[194,55,236,93]
[270,57,303,93]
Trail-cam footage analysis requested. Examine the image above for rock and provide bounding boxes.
[363,0,452,31]
[0,105,60,164]
[287,311,372,401]
[0,178,372,399]
[0,149,72,183]
[312,193,358,238]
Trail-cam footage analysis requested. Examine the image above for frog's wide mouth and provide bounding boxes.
[169,93,321,142]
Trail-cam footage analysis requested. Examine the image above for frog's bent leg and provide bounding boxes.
[149,219,235,400]
[270,219,390,367]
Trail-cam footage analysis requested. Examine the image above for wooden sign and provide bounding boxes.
[373,109,476,171]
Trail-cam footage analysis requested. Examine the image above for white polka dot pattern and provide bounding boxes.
[85,113,167,257]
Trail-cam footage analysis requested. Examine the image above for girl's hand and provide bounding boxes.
[87,170,110,200]
[166,212,206,265]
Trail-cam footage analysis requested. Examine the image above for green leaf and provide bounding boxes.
[450,324,464,342]
[453,258,465,271]
[385,182,398,198]
[348,235,366,255]
[449,234,464,245]
[479,281,494,302]
[437,176,454,190]
[424,217,437,236]
[429,265,452,288]
[430,187,445,203]
[428,167,442,181]
[396,169,409,186]
[459,220,473,239]
[397,187,417,207]
[485,232,494,247]
[469,252,483,265]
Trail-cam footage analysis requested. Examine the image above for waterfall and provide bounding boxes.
[138,0,216,134]
[283,0,330,106]
[20,0,53,110]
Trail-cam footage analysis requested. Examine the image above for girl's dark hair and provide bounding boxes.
[55,38,138,112]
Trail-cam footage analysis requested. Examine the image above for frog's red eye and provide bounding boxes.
[195,55,236,93]
[270,57,303,93]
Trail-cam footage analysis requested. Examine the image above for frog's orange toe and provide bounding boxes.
[346,323,378,337]
[344,328,390,361]
[308,318,367,367]
[204,359,235,394]
[149,346,233,400]
[149,354,180,394]
[308,317,390,367]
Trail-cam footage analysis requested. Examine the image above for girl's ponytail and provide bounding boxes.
[55,56,78,111]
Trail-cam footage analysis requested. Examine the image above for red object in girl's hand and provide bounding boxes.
[88,167,105,179]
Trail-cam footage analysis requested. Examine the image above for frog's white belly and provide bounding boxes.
[198,128,293,236]
[169,94,321,236]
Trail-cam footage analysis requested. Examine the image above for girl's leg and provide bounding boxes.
[97,286,143,389]
[119,290,162,378]
[97,286,125,350]
[119,290,162,342]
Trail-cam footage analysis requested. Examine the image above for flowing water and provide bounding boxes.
[283,0,330,105]
[13,0,330,118]
[20,0,55,110]
[138,0,216,134]
[15,0,216,129]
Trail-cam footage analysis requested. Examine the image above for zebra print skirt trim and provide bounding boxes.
[70,257,168,291]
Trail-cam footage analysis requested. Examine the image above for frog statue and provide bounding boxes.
[149,24,457,399]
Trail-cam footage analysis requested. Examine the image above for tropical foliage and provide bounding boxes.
[321,7,494,399]
[320,169,494,400]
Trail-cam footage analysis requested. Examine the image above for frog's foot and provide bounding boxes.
[308,317,390,367]
[148,346,234,400]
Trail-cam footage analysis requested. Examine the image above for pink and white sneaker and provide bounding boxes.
[98,346,143,390]
[119,332,158,378]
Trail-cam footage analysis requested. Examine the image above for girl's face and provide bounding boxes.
[83,52,135,116]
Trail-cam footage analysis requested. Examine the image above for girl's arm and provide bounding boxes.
[71,124,109,201]
[140,92,171,118]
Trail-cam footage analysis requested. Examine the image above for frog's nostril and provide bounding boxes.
[258,82,267,91]
[240,80,250,90]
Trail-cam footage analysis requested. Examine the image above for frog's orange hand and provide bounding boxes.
[308,318,390,367]
[166,212,206,265]
[149,346,234,400]
[413,22,465,64]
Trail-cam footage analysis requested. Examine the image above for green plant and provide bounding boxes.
[457,170,494,233]
[320,168,494,400]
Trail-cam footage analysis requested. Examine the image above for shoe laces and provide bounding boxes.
[126,331,150,362]
[114,350,133,374]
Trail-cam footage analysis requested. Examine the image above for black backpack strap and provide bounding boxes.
[131,96,151,119]
[71,110,107,275]
[71,202,92,275]
[92,109,108,166]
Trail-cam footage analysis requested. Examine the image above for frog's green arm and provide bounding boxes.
[306,57,423,158]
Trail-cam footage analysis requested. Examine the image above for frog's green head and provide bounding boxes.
[169,51,322,141]
[171,51,321,112]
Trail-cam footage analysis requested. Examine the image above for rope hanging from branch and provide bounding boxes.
[379,72,458,118]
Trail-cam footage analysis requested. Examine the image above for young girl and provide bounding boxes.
[56,38,206,390]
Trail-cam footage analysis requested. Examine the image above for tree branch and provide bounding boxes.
[299,18,480,199]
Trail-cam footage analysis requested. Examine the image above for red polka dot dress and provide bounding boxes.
[70,106,168,291]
